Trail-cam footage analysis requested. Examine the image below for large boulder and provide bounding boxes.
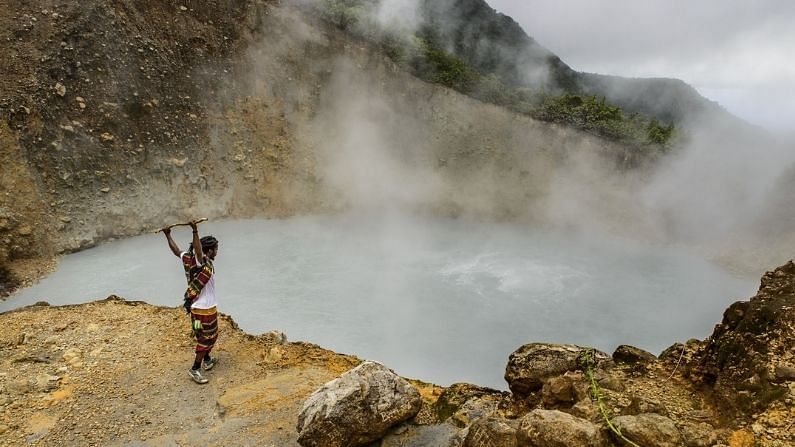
[505,343,610,397]
[296,361,422,447]
[612,345,656,365]
[516,409,608,447]
[611,413,684,447]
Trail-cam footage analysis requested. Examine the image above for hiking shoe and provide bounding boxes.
[188,368,209,384]
[203,356,218,371]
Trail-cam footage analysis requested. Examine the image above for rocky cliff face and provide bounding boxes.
[693,261,795,420]
[0,0,632,293]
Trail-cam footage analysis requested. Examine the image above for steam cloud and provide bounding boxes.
[271,1,795,275]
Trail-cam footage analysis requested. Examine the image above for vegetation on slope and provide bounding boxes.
[311,0,676,152]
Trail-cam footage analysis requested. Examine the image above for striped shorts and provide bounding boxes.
[190,306,218,353]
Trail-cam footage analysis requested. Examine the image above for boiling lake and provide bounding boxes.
[2,214,756,389]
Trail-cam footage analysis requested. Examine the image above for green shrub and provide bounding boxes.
[416,40,480,93]
[646,119,675,146]
[318,0,365,31]
[529,93,675,147]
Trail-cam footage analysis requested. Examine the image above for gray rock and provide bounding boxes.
[612,413,684,447]
[449,429,468,447]
[516,409,608,447]
[296,361,422,447]
[505,343,610,397]
[625,396,668,416]
[382,422,463,447]
[679,422,719,447]
[612,345,657,364]
[464,416,518,447]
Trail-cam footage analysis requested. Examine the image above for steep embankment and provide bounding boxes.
[1,263,793,446]
[0,0,633,295]
[1,1,311,252]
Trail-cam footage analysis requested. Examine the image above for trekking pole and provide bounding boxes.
[153,218,208,233]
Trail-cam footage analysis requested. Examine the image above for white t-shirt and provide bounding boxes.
[181,252,218,309]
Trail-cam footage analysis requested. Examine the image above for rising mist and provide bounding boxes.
[269,0,795,276]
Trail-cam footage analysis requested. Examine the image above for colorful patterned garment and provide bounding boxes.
[181,252,214,306]
[191,307,218,353]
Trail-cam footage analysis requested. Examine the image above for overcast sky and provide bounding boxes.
[487,0,795,132]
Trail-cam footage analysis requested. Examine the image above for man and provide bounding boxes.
[163,221,220,384]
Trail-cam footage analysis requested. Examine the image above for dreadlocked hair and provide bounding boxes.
[186,235,218,254]
[200,235,218,252]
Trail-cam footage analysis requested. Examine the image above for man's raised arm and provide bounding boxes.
[163,228,181,257]
[190,221,204,261]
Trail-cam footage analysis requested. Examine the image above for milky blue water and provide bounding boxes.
[1,214,756,388]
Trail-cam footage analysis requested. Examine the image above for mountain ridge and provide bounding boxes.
[416,0,738,126]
